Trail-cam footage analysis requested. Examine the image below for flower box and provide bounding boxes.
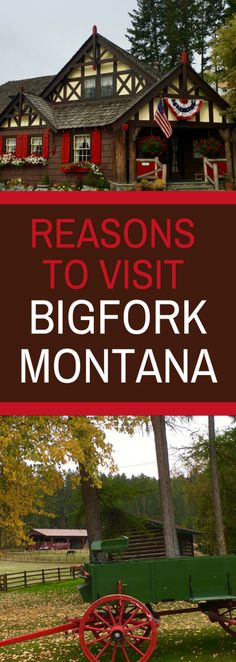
[62,161,90,173]
[0,153,48,167]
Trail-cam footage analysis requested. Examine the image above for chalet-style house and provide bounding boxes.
[0,26,234,188]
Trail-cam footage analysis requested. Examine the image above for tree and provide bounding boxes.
[194,0,230,75]
[182,420,236,554]
[208,416,227,554]
[126,0,165,64]
[0,416,114,546]
[126,0,234,73]
[151,416,179,557]
[209,13,236,118]
[111,415,188,557]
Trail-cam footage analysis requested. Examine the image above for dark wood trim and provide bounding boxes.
[127,119,233,129]
[41,32,155,99]
[209,100,213,124]
[149,100,154,121]
[0,91,57,133]
[186,63,229,109]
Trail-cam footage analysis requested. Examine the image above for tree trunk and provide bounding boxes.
[80,465,105,561]
[208,416,227,555]
[151,415,179,557]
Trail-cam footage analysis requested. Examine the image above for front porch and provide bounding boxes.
[113,125,234,189]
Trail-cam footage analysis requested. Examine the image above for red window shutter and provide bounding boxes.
[22,133,28,158]
[0,136,3,155]
[16,134,23,157]
[42,129,50,158]
[62,132,71,163]
[91,129,101,164]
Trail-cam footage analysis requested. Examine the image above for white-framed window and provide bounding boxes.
[84,78,96,98]
[101,75,113,97]
[73,134,91,162]
[5,137,16,153]
[31,136,43,155]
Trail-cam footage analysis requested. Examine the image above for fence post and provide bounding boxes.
[0,574,7,591]
[58,568,61,582]
[24,571,27,587]
[42,569,45,584]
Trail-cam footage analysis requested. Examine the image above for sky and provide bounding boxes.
[0,0,135,85]
[106,416,231,478]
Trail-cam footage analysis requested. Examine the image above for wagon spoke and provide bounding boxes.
[121,642,131,661]
[126,638,143,654]
[111,643,118,661]
[96,640,112,658]
[79,594,157,661]
[86,634,110,646]
[127,620,150,631]
[127,633,151,641]
[118,599,126,624]
[124,607,140,627]
[106,605,116,625]
[93,609,111,628]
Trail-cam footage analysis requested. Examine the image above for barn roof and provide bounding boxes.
[30,528,87,538]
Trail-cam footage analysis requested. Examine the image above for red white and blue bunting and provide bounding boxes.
[164,97,203,120]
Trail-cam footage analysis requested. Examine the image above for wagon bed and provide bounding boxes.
[1,536,236,660]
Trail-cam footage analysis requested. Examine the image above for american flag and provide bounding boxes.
[154,99,173,138]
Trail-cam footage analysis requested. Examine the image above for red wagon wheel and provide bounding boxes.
[208,604,236,637]
[79,593,158,661]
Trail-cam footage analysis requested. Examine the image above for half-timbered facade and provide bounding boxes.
[0,26,234,187]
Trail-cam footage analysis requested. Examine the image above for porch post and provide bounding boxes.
[219,128,233,180]
[115,127,127,183]
[129,126,140,183]
[232,128,236,181]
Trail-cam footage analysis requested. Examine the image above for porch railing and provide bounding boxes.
[203,158,227,190]
[136,158,167,186]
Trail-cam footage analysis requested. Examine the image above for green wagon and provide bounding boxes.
[78,536,236,660]
[1,535,236,661]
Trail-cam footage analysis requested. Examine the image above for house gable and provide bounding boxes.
[112,61,230,128]
[42,28,156,104]
[0,92,57,131]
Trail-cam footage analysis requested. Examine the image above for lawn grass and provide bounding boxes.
[0,583,235,661]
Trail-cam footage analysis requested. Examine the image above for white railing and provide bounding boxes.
[203,158,219,189]
[203,158,227,190]
[136,157,167,185]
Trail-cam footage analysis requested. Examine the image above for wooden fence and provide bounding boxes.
[0,566,79,591]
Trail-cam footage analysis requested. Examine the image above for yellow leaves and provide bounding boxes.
[0,416,117,544]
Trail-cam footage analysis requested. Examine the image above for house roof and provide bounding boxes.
[53,97,141,129]
[30,528,87,538]
[0,75,54,112]
[0,30,230,131]
[146,518,200,535]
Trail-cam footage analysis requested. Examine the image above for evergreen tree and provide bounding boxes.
[194,0,231,75]
[126,0,165,64]
[126,0,234,73]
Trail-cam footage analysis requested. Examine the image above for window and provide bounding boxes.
[5,137,16,153]
[31,136,42,155]
[84,78,96,98]
[73,134,91,162]
[101,75,113,97]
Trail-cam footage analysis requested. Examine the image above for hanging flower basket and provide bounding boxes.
[140,135,167,157]
[197,138,225,159]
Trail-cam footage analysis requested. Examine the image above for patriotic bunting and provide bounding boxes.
[164,97,203,120]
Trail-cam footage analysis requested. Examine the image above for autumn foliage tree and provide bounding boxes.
[0,416,114,547]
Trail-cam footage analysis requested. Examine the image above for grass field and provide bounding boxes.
[0,550,89,572]
[0,582,236,661]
